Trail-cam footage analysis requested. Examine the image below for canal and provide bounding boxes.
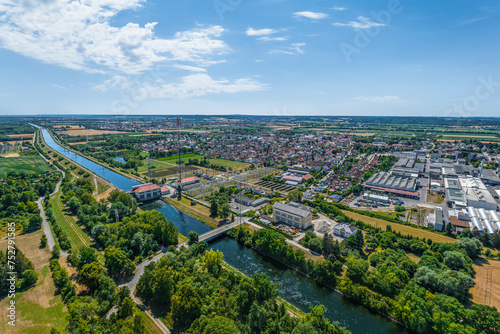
[36,125,408,334]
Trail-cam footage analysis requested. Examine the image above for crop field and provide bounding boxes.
[0,155,53,175]
[56,129,132,136]
[255,180,296,193]
[471,259,500,311]
[340,210,456,243]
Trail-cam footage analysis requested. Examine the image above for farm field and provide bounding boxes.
[56,129,132,136]
[471,259,500,311]
[340,210,456,243]
[0,230,68,334]
[0,155,53,175]
[7,133,34,138]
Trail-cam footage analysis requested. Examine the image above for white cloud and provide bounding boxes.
[333,16,385,30]
[173,64,207,72]
[93,73,267,99]
[269,43,306,55]
[331,7,347,11]
[257,36,288,42]
[246,27,279,36]
[293,11,328,20]
[353,95,401,103]
[0,0,229,74]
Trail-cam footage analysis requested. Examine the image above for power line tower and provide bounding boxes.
[176,117,182,180]
[148,155,152,179]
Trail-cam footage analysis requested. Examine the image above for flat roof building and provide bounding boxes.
[273,201,312,229]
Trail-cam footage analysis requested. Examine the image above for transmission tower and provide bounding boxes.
[176,117,182,180]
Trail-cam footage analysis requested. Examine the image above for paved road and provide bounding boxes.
[36,169,69,257]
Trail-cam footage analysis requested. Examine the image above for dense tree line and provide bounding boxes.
[0,171,59,231]
[136,242,350,333]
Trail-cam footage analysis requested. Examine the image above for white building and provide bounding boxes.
[273,201,312,229]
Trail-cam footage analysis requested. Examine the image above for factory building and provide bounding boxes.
[364,171,419,199]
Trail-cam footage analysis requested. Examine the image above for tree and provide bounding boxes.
[203,249,224,275]
[117,297,134,319]
[171,283,202,328]
[67,196,81,214]
[104,246,135,278]
[78,247,98,270]
[457,238,483,258]
[288,189,302,203]
[40,234,47,248]
[491,230,500,249]
[253,273,278,303]
[79,262,104,291]
[210,199,218,217]
[188,231,199,245]
[153,266,174,306]
[219,202,231,221]
[445,222,453,235]
[177,184,182,200]
[197,316,239,334]
[28,214,42,231]
[308,238,322,253]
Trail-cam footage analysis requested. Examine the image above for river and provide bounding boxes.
[36,125,408,334]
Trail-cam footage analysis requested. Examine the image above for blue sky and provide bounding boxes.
[0,0,499,116]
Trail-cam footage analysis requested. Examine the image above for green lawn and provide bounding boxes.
[0,155,53,175]
[49,192,105,263]
[156,153,204,164]
[209,158,251,171]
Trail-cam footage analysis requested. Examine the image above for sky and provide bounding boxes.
[0,0,499,117]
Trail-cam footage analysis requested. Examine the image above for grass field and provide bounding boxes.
[156,154,251,172]
[427,193,445,204]
[471,259,500,311]
[0,230,68,334]
[0,156,53,175]
[156,153,204,165]
[49,192,105,263]
[341,210,456,243]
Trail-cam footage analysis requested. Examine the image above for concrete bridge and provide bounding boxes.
[179,220,242,247]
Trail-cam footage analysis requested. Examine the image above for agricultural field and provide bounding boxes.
[0,155,53,175]
[340,210,456,243]
[56,129,132,136]
[471,259,500,311]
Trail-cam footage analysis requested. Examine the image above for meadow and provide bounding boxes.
[0,156,53,175]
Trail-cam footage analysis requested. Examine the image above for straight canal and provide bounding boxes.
[36,125,409,334]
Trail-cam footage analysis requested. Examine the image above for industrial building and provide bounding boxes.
[273,201,312,229]
[468,206,500,234]
[427,207,444,232]
[364,171,419,199]
[459,176,499,210]
[363,192,389,203]
[132,184,162,202]
[178,176,200,188]
[392,158,424,176]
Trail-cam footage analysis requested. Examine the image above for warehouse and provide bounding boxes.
[364,172,419,199]
[459,176,499,210]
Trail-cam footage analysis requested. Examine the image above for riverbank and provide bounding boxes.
[163,197,219,229]
[45,127,146,183]
[225,228,410,333]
